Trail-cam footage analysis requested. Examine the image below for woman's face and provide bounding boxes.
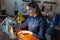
[26,6,36,16]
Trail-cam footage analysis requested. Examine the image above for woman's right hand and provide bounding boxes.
[18,30,33,35]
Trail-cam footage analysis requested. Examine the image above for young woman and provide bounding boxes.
[20,1,47,40]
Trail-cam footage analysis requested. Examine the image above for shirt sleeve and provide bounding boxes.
[20,18,28,28]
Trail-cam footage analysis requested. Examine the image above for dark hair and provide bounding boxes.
[27,1,43,17]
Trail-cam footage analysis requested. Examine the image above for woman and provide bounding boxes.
[20,1,47,40]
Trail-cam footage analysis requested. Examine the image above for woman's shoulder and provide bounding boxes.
[39,17,45,21]
[39,17,47,23]
[27,16,34,19]
[25,16,32,21]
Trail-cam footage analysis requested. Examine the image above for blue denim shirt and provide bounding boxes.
[21,16,47,39]
[47,14,60,35]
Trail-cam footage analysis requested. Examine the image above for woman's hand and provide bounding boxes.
[18,30,33,35]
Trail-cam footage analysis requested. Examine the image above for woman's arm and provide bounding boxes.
[20,18,28,28]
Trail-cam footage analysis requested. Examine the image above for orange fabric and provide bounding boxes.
[17,31,39,40]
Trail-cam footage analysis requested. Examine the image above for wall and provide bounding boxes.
[0,0,5,9]
[0,0,24,15]
[41,0,57,2]
[0,0,1,4]
[0,0,60,15]
[5,0,23,15]
[5,0,15,15]
[55,0,60,13]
